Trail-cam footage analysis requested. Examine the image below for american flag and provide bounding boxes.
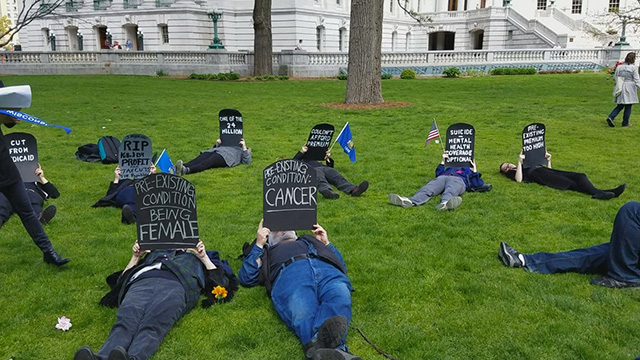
[425,121,440,146]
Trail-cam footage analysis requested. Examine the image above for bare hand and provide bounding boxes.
[325,149,331,159]
[518,152,525,162]
[312,224,329,246]
[114,166,121,181]
[544,152,551,160]
[442,152,449,160]
[215,138,222,147]
[132,241,149,258]
[301,145,308,153]
[256,218,271,248]
[149,164,156,174]
[35,163,44,178]
[191,240,207,260]
[239,138,247,150]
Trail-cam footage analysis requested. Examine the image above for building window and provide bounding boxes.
[389,0,393,12]
[339,28,345,52]
[336,0,340,4]
[571,0,582,13]
[480,0,486,9]
[417,0,421,12]
[507,30,513,40]
[43,28,50,45]
[609,0,619,12]
[391,31,397,51]
[159,25,169,44]
[316,26,324,51]
[405,32,411,51]
[537,0,546,10]
[448,0,457,11]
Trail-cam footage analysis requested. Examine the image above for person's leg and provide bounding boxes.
[440,177,466,204]
[115,187,136,224]
[183,152,227,174]
[608,103,624,122]
[313,263,352,350]
[315,168,339,199]
[622,104,633,126]
[522,243,610,274]
[322,167,356,194]
[0,192,13,227]
[409,176,446,206]
[606,202,640,282]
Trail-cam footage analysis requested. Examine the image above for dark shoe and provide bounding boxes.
[304,315,348,359]
[74,346,98,360]
[175,159,184,176]
[592,191,615,200]
[350,181,369,197]
[310,348,362,360]
[121,205,136,224]
[610,184,627,198]
[39,204,57,225]
[320,188,340,200]
[43,249,70,266]
[591,277,640,288]
[498,242,523,268]
[607,118,615,127]
[469,184,492,192]
[108,346,130,360]
[623,124,633,127]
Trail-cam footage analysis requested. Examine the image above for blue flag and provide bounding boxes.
[155,149,175,174]
[335,122,356,163]
[0,109,71,134]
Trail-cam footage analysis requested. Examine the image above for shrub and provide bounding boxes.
[466,69,486,77]
[442,67,462,78]
[490,67,537,76]
[156,69,168,77]
[381,73,393,80]
[278,75,289,80]
[337,74,348,80]
[538,69,581,75]
[400,69,416,79]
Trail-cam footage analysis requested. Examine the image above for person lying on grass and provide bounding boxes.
[499,151,625,200]
[175,137,252,176]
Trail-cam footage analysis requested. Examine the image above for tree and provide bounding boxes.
[0,0,66,48]
[345,0,384,104]
[0,16,11,48]
[253,0,273,76]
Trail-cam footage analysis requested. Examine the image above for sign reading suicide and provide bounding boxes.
[219,108,244,147]
[445,123,475,168]
[5,132,38,182]
[522,123,546,168]
[263,159,318,231]
[134,173,199,250]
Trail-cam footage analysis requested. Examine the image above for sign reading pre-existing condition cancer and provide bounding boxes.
[5,132,38,182]
[219,109,244,147]
[305,123,335,161]
[119,134,152,180]
[263,159,318,231]
[522,123,546,168]
[134,173,199,250]
[445,123,475,168]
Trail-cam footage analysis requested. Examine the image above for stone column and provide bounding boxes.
[437,0,448,12]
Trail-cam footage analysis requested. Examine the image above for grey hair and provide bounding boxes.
[268,230,297,246]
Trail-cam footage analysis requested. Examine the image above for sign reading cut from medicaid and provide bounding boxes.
[6,132,38,182]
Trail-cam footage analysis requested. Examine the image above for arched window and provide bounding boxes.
[316,26,325,51]
[339,28,346,52]
[391,31,397,51]
[405,32,412,51]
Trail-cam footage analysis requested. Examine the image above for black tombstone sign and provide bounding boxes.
[445,123,475,168]
[134,173,199,250]
[119,134,153,180]
[219,109,244,147]
[521,123,546,168]
[263,159,318,231]
[6,132,38,182]
[305,123,335,161]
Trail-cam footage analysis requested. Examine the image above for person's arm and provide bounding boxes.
[239,138,252,164]
[293,145,307,161]
[324,149,334,167]
[215,138,222,148]
[113,166,121,184]
[190,239,217,270]
[545,152,552,169]
[0,110,20,128]
[123,241,150,273]
[470,159,477,173]
[435,153,448,176]
[238,219,269,286]
[35,164,60,198]
[313,224,347,271]
[515,152,525,183]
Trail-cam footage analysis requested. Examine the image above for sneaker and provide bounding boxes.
[73,346,98,360]
[590,277,640,288]
[607,118,615,127]
[304,315,348,359]
[498,242,524,268]
[592,191,615,200]
[445,196,462,210]
[435,202,447,211]
[350,181,369,197]
[175,159,184,176]
[623,124,634,127]
[388,194,413,208]
[311,348,362,360]
[320,188,340,199]
[121,205,136,224]
[108,346,129,360]
[39,204,57,225]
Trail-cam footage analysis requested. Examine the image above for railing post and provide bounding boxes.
[278,50,309,77]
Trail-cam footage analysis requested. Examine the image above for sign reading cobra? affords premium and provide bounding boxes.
[5,132,38,182]
[134,173,199,250]
[263,159,318,231]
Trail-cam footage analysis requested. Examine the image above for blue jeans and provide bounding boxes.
[271,258,352,346]
[98,277,186,360]
[524,202,640,283]
[608,104,633,126]
[115,186,137,220]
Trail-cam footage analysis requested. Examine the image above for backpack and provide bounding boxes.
[75,143,101,162]
[98,136,120,164]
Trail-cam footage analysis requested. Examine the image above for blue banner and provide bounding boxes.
[335,122,356,163]
[0,109,71,134]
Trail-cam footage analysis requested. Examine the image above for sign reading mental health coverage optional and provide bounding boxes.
[6,132,38,182]
[263,159,318,231]
[305,123,335,161]
[445,123,475,168]
[119,134,152,180]
[522,123,546,168]
[134,173,199,250]
[219,109,244,147]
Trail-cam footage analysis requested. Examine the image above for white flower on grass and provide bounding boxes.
[55,316,72,331]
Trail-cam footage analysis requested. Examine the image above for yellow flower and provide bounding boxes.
[212,285,228,299]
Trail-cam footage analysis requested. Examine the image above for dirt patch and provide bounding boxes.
[322,101,412,110]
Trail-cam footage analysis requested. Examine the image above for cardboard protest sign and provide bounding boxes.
[219,109,244,147]
[119,134,152,180]
[5,132,38,182]
[522,123,546,168]
[305,123,335,161]
[445,123,475,168]
[263,159,318,231]
[134,173,199,250]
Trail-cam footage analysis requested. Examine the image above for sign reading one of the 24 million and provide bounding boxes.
[219,108,244,147]
[134,173,199,250]
[445,123,475,168]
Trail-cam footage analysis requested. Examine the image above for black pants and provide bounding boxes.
[315,167,356,194]
[538,169,602,195]
[0,191,44,227]
[185,152,227,174]
[0,181,53,252]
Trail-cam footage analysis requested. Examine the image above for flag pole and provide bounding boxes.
[329,122,348,151]
[435,119,445,153]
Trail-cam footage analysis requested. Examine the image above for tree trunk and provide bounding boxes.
[345,0,384,104]
[253,0,273,76]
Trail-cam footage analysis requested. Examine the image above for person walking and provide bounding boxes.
[607,52,640,128]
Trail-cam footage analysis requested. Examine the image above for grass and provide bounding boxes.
[1,73,639,360]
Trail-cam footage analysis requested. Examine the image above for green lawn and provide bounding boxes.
[1,73,639,360]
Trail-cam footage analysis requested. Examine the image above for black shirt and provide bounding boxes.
[0,124,21,188]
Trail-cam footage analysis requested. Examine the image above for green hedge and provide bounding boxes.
[490,67,537,76]
[188,72,241,81]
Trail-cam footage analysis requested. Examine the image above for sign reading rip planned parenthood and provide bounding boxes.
[5,132,38,182]
[134,173,199,250]
[305,123,335,161]
[263,159,318,231]
[219,109,244,147]
[522,123,546,168]
[119,134,152,180]
[445,123,475,168]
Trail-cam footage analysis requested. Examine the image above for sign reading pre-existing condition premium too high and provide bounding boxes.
[445,123,475,168]
[522,123,546,168]
[5,132,38,182]
[219,108,244,147]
